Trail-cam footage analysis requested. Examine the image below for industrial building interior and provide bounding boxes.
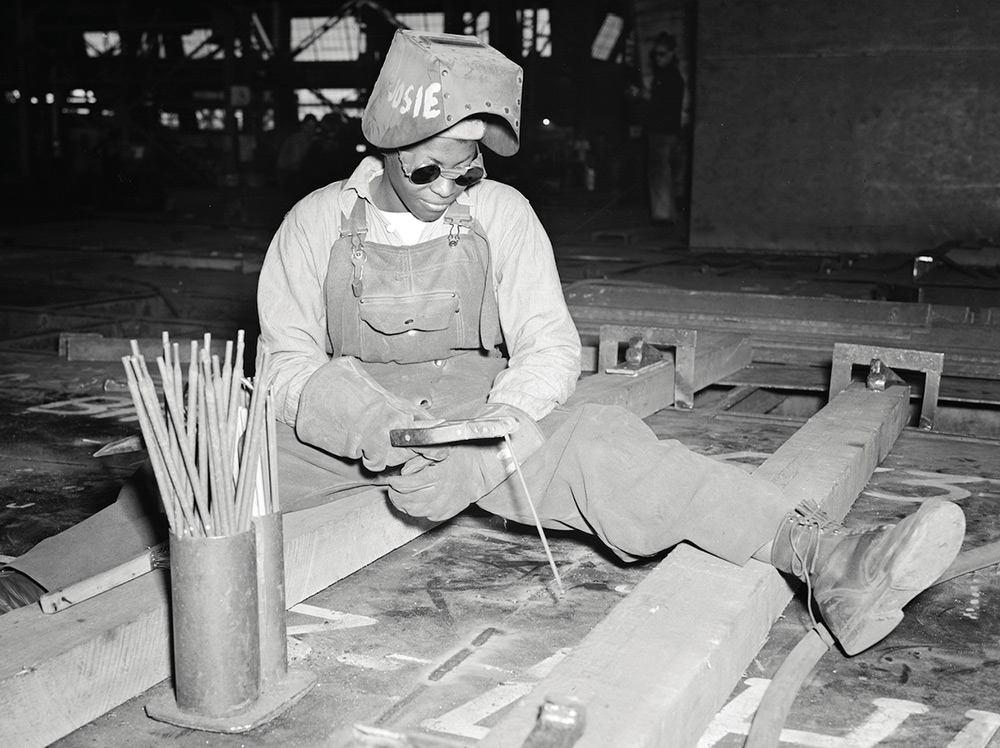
[1,1,999,747]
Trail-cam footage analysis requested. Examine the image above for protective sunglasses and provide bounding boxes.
[396,150,486,187]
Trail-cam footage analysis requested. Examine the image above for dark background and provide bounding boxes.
[7,1,995,256]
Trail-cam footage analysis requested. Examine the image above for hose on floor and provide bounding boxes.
[743,624,836,748]
[743,540,1000,748]
[934,539,1000,587]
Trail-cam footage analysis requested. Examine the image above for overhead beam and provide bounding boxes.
[0,333,752,747]
[480,382,910,748]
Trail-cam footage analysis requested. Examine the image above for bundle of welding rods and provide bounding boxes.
[121,331,278,537]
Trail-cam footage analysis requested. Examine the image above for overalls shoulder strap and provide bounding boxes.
[340,193,369,238]
[443,201,501,348]
[340,196,369,298]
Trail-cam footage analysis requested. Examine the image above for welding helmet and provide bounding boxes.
[361,30,523,156]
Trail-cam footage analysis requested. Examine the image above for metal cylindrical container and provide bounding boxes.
[170,529,260,718]
[253,512,288,686]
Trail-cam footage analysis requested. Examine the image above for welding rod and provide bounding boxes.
[504,434,565,596]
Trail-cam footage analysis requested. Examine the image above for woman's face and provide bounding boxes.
[381,137,482,222]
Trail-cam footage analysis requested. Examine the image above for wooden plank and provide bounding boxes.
[0,307,231,350]
[0,574,172,747]
[569,360,677,416]
[0,307,135,339]
[479,383,910,748]
[47,294,172,318]
[59,334,236,364]
[134,252,262,273]
[0,334,751,748]
[281,493,436,605]
[0,496,436,748]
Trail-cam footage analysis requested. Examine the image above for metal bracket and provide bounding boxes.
[829,342,944,430]
[598,324,698,408]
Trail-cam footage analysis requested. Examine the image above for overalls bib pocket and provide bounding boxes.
[357,291,464,363]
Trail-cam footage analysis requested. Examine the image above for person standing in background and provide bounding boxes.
[646,31,687,224]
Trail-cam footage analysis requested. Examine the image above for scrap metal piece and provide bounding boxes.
[605,333,669,376]
[865,358,905,393]
[93,434,144,457]
[866,358,888,391]
[521,696,586,748]
[623,334,664,370]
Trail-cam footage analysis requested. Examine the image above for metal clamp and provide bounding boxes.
[829,342,944,430]
[598,324,698,408]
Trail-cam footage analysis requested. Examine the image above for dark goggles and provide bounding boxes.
[396,150,486,187]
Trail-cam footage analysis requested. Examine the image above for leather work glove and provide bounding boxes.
[386,403,545,522]
[296,358,443,472]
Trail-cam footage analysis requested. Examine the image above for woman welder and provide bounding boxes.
[1,31,965,660]
[258,30,965,657]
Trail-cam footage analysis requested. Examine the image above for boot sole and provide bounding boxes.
[834,499,965,655]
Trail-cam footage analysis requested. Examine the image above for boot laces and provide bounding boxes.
[788,499,841,629]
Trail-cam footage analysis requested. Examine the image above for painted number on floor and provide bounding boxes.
[698,678,1000,748]
[26,395,137,422]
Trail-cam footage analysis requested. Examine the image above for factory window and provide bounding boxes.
[135,33,166,59]
[67,89,97,105]
[296,88,363,121]
[291,16,364,61]
[159,112,181,130]
[84,31,121,57]
[250,13,274,59]
[192,109,245,131]
[395,13,445,34]
[591,13,624,61]
[517,8,551,57]
[183,29,223,59]
[462,11,490,42]
[63,91,96,117]
[195,108,227,131]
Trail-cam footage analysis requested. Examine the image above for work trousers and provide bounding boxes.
[278,401,795,566]
[12,401,795,591]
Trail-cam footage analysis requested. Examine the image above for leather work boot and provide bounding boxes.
[770,498,965,655]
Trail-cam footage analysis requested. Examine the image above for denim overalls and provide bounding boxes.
[278,196,794,565]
